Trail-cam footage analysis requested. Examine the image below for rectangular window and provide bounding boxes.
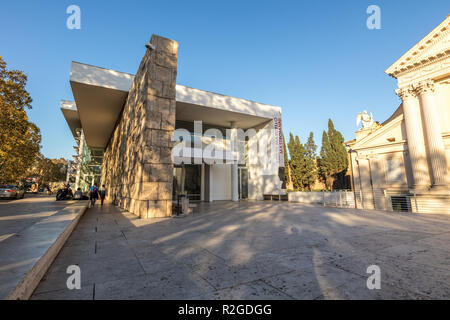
[386,158,403,183]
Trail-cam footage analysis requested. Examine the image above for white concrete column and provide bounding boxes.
[201,163,205,201]
[416,80,450,187]
[230,121,239,202]
[180,164,185,195]
[74,131,85,190]
[232,163,238,201]
[209,165,213,202]
[396,86,431,190]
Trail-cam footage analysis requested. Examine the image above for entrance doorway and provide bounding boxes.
[173,165,201,201]
[238,167,248,200]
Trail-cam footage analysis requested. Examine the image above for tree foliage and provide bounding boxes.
[26,154,68,187]
[285,120,348,191]
[283,134,289,184]
[0,56,41,183]
[287,133,301,190]
[318,119,348,190]
[302,132,317,190]
[287,132,317,191]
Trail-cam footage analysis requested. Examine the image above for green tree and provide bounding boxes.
[319,119,348,190]
[288,133,303,190]
[302,132,317,190]
[27,154,68,187]
[288,133,318,191]
[319,130,331,189]
[283,134,289,186]
[0,56,41,183]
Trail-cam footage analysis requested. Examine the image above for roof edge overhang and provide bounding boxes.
[175,84,281,119]
[69,62,132,149]
[60,100,81,139]
[67,61,282,148]
[385,15,450,78]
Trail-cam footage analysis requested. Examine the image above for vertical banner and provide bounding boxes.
[273,116,284,167]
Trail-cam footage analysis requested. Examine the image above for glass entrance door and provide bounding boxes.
[173,165,201,201]
[238,167,248,200]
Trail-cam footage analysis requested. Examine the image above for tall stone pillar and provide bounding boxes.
[142,35,178,218]
[396,86,431,190]
[102,34,178,219]
[416,80,450,188]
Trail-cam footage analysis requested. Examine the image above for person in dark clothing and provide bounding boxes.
[74,187,89,200]
[89,184,99,207]
[99,185,106,206]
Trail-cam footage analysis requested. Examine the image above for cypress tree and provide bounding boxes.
[288,133,305,190]
[303,132,317,190]
[319,119,349,190]
[283,135,290,186]
[327,119,348,188]
[294,135,307,191]
[319,130,331,190]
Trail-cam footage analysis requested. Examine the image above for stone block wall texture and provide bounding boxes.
[101,35,178,218]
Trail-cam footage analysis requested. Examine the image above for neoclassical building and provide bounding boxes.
[346,16,450,214]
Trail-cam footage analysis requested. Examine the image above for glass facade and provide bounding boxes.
[171,120,251,202]
[78,138,104,192]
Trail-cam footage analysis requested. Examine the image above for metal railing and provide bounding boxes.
[289,188,450,214]
[321,190,355,208]
[288,190,355,208]
[353,189,450,214]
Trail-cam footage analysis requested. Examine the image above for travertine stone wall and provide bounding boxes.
[102,35,178,218]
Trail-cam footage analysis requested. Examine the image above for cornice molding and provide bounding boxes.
[385,16,450,78]
[354,140,407,153]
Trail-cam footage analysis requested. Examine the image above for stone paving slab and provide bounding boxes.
[31,201,450,300]
[328,252,450,299]
[0,198,89,299]
[190,280,293,300]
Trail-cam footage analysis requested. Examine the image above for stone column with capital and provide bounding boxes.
[416,80,450,188]
[396,86,431,190]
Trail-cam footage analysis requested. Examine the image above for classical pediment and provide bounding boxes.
[352,113,406,151]
[385,16,450,78]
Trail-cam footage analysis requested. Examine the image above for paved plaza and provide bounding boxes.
[31,201,450,300]
[0,196,87,299]
[0,196,72,243]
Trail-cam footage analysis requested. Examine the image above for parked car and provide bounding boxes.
[0,184,25,199]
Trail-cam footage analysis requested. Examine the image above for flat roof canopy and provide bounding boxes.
[60,100,81,139]
[175,101,271,129]
[70,62,133,149]
[66,62,281,149]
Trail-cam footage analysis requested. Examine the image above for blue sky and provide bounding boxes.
[1,0,449,159]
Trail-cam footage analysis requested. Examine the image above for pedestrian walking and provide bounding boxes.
[99,185,106,206]
[89,184,99,208]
